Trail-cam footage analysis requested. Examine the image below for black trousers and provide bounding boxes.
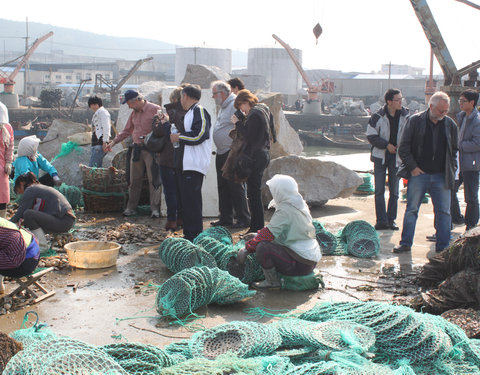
[179,170,204,241]
[247,149,270,232]
[0,257,39,278]
[215,151,250,224]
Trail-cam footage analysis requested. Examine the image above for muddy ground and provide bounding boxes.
[0,193,465,347]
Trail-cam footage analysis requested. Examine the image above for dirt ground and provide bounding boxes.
[0,192,466,348]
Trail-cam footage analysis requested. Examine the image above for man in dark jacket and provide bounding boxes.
[394,91,458,254]
[457,89,480,231]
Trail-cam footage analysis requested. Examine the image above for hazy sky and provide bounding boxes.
[4,0,480,74]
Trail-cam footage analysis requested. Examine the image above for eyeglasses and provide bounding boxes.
[458,99,468,103]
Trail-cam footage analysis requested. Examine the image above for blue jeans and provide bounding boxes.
[373,154,399,224]
[89,145,106,167]
[159,166,178,221]
[401,173,451,250]
[462,170,479,229]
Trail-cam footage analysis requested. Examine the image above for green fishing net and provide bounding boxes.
[155,266,255,319]
[337,220,380,258]
[101,343,184,375]
[3,336,129,375]
[55,183,84,208]
[196,236,264,285]
[189,321,282,359]
[193,226,232,246]
[158,237,216,274]
[312,220,338,255]
[355,173,375,195]
[50,141,83,162]
[280,272,324,291]
[163,339,192,359]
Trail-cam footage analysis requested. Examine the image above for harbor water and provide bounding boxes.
[301,145,372,173]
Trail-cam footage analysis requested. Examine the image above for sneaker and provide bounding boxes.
[392,244,411,253]
[374,222,389,230]
[123,208,136,217]
[151,210,160,218]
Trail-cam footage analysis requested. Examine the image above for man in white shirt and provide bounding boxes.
[88,96,111,167]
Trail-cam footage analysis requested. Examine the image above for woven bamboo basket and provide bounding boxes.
[80,164,127,193]
[82,191,126,213]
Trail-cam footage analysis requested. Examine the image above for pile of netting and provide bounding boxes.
[158,237,216,273]
[155,266,256,319]
[337,220,380,258]
[312,220,380,258]
[355,173,375,195]
[55,183,84,208]
[50,141,83,162]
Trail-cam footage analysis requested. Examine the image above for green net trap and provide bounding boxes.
[355,173,375,195]
[193,226,232,246]
[158,237,217,274]
[337,220,380,258]
[55,183,84,208]
[155,266,255,319]
[189,321,282,359]
[196,236,264,285]
[101,342,183,375]
[312,220,338,255]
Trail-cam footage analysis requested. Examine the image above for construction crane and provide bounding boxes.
[0,31,53,93]
[94,57,153,107]
[410,0,480,111]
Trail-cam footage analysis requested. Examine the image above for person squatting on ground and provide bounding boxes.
[394,92,458,254]
[366,88,409,231]
[231,89,276,233]
[12,135,61,186]
[210,80,250,229]
[0,102,13,219]
[0,218,40,295]
[88,95,111,168]
[456,89,480,231]
[11,172,76,251]
[235,174,321,288]
[160,84,212,241]
[106,90,162,218]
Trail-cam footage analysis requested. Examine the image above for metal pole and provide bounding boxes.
[24,17,29,97]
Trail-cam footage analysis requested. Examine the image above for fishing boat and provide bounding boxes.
[13,129,48,140]
[298,129,371,150]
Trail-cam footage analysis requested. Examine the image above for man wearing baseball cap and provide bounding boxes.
[106,90,162,218]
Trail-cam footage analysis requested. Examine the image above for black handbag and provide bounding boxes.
[144,120,167,153]
[234,153,254,181]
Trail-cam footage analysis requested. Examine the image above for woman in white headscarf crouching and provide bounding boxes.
[236,174,321,288]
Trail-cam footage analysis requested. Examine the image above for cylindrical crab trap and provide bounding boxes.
[155,266,255,319]
[193,226,232,246]
[158,237,216,274]
[338,220,380,258]
[312,220,338,255]
[189,321,282,359]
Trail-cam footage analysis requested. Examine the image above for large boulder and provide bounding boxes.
[38,119,91,161]
[263,155,363,206]
[181,64,230,89]
[256,91,303,158]
[51,145,90,187]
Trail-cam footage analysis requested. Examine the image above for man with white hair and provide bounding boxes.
[394,92,458,254]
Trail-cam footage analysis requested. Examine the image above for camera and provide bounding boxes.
[234,109,245,121]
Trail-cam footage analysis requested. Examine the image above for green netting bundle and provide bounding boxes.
[55,183,84,208]
[163,339,192,359]
[355,173,375,195]
[338,220,380,258]
[158,237,216,274]
[297,302,460,365]
[155,266,255,319]
[3,336,129,375]
[193,226,232,246]
[189,321,282,359]
[101,343,183,375]
[50,141,83,162]
[196,236,264,285]
[275,318,375,355]
[158,352,261,375]
[312,220,338,255]
[280,272,324,291]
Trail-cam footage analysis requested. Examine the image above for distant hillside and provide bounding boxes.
[0,18,248,67]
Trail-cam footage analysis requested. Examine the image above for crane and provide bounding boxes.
[94,57,153,107]
[0,31,53,93]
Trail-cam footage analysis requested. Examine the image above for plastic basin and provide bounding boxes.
[64,241,120,269]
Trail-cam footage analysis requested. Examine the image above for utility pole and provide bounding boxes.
[23,17,29,97]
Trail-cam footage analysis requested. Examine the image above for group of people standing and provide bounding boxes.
[368,88,480,254]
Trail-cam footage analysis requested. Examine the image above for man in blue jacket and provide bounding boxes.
[366,89,409,231]
[161,85,212,241]
[457,89,480,231]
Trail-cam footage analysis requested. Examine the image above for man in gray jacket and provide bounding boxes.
[367,89,409,231]
[457,89,480,231]
[210,81,250,228]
